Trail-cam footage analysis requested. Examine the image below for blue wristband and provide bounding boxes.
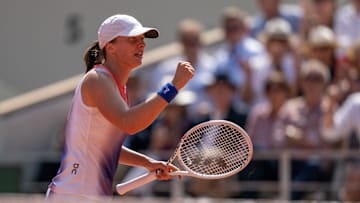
[157,83,178,103]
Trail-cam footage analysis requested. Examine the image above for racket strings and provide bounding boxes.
[179,123,251,178]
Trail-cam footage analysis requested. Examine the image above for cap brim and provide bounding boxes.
[144,28,159,38]
[129,27,159,38]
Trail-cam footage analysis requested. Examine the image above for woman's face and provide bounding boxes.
[258,0,280,18]
[314,0,336,23]
[207,82,235,107]
[301,73,326,98]
[107,34,146,68]
[266,38,289,59]
[311,46,334,65]
[266,85,288,106]
[223,18,244,44]
[180,31,201,57]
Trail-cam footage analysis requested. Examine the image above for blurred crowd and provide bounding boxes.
[120,0,360,201]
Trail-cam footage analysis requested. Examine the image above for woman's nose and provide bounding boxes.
[139,39,146,49]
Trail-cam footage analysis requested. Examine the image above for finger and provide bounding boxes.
[186,65,195,71]
[167,163,179,171]
[156,169,169,179]
[155,168,163,176]
[156,169,173,180]
[179,61,190,66]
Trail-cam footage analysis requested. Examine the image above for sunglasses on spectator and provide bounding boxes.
[312,46,334,52]
[304,74,325,82]
[224,25,242,32]
[180,37,200,46]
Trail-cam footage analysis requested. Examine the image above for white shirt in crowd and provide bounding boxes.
[214,36,271,106]
[334,3,360,57]
[323,93,360,142]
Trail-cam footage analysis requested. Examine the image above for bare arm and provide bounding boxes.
[82,62,194,134]
[119,146,179,180]
[239,60,253,104]
[119,146,156,168]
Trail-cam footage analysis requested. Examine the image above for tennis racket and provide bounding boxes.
[116,120,253,195]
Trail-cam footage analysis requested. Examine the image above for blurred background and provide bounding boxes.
[1,0,360,202]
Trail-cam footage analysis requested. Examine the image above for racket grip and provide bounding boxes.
[116,171,157,195]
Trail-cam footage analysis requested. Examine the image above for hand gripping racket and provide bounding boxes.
[116,120,253,195]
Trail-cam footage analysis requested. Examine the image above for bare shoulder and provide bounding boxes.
[83,70,114,89]
[81,70,114,106]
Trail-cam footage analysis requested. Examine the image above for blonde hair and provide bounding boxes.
[177,19,204,34]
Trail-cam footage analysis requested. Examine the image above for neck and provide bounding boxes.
[185,53,198,66]
[103,61,131,86]
[265,11,279,19]
[215,101,231,115]
[305,95,321,109]
[270,102,282,117]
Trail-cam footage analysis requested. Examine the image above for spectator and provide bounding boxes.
[150,19,216,120]
[274,59,337,200]
[343,39,360,94]
[300,0,338,39]
[322,91,360,143]
[214,6,270,107]
[322,82,360,202]
[334,0,360,57]
[250,0,302,39]
[260,18,300,95]
[196,73,247,127]
[306,25,337,81]
[241,71,291,198]
[247,71,291,150]
[333,57,360,99]
[150,19,215,94]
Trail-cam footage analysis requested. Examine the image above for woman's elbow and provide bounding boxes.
[114,113,152,135]
[117,122,138,135]
[123,127,142,135]
[117,119,143,135]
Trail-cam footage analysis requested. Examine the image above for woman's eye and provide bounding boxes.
[128,37,137,43]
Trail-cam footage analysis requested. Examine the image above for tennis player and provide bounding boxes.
[46,14,195,201]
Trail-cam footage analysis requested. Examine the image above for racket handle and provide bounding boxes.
[116,171,157,195]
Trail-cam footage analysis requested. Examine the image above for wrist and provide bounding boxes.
[143,157,154,169]
[157,82,178,103]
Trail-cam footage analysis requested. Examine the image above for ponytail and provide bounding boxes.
[83,41,104,73]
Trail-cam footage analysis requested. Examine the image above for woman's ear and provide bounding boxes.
[104,43,116,55]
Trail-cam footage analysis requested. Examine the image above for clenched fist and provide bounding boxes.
[171,61,195,90]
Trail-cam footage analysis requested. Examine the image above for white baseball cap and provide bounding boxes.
[264,18,291,40]
[300,59,330,83]
[308,25,336,48]
[98,14,159,49]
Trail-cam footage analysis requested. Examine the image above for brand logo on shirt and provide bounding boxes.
[71,163,80,175]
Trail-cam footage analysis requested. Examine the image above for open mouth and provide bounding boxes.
[134,51,143,59]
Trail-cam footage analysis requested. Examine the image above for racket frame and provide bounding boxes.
[116,119,253,195]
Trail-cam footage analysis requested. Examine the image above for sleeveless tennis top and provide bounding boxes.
[48,66,128,197]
